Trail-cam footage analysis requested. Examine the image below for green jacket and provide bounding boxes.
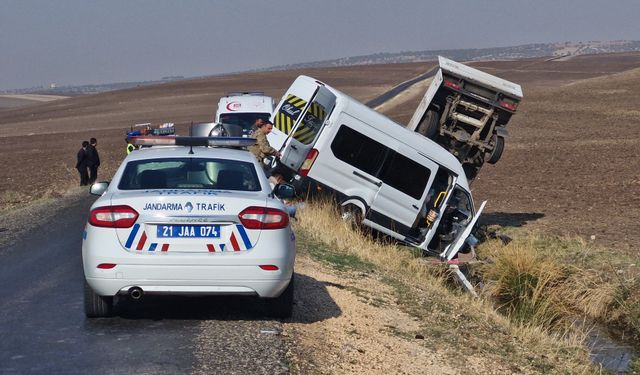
[248,130,278,161]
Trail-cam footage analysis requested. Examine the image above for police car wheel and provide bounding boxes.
[84,280,114,318]
[265,275,294,319]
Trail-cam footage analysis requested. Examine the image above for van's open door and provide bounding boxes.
[273,78,336,172]
[441,200,486,261]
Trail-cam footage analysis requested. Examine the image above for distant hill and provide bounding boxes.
[4,40,639,96]
[1,76,187,97]
[266,40,640,70]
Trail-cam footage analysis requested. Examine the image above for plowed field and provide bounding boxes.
[2,53,640,251]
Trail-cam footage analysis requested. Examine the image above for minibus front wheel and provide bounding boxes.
[340,204,363,230]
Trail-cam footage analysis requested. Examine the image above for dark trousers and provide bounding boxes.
[89,166,98,184]
[78,167,89,186]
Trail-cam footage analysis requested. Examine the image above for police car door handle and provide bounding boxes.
[290,145,298,150]
[353,170,382,187]
[412,204,419,210]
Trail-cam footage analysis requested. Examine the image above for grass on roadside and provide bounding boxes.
[477,234,640,346]
[294,200,596,374]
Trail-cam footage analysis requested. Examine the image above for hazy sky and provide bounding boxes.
[1,0,639,90]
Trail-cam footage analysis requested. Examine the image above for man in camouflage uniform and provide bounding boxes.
[248,119,281,169]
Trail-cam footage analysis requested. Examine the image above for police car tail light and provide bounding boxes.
[89,205,139,228]
[239,207,289,230]
[299,149,319,177]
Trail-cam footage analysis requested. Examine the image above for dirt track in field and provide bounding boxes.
[1,53,640,251]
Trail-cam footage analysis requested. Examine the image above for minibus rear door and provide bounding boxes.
[275,85,336,172]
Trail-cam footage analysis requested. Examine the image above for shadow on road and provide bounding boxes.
[290,275,342,324]
[479,212,545,228]
[102,273,340,323]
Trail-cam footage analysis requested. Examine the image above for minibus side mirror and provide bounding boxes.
[273,183,296,199]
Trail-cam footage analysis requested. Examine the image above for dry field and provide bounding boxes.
[2,53,640,252]
[2,53,640,373]
[0,94,70,110]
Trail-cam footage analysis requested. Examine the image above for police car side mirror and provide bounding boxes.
[90,181,109,196]
[273,183,296,199]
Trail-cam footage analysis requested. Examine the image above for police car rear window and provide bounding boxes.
[118,158,261,191]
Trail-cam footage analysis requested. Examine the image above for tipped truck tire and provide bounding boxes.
[487,135,504,164]
[84,280,114,318]
[416,110,440,139]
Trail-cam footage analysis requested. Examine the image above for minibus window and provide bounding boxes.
[378,151,430,199]
[331,125,387,176]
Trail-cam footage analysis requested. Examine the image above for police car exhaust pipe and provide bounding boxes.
[129,287,143,300]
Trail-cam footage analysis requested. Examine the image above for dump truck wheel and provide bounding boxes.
[417,110,439,139]
[487,136,504,164]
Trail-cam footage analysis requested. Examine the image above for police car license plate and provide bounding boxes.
[157,225,221,238]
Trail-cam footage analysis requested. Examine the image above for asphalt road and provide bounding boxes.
[0,194,289,374]
[365,66,438,109]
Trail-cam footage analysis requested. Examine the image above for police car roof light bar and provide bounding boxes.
[127,136,256,148]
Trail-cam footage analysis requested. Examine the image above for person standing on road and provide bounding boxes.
[86,137,100,184]
[76,141,90,186]
[248,119,281,169]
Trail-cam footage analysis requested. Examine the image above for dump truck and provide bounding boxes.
[406,56,523,180]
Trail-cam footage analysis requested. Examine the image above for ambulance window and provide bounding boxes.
[219,112,270,134]
[331,125,386,176]
[379,151,430,199]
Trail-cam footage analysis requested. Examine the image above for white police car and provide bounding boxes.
[82,136,296,318]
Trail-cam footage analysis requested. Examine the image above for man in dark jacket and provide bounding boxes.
[76,141,90,186]
[86,137,100,184]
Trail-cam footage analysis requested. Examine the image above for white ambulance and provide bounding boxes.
[271,76,486,261]
[213,92,276,137]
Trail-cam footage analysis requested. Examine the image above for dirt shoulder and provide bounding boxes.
[0,187,90,250]
[286,254,463,375]
[284,226,593,375]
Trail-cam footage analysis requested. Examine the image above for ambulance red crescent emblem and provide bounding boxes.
[226,102,241,111]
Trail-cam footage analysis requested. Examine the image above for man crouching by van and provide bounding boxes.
[249,118,281,170]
